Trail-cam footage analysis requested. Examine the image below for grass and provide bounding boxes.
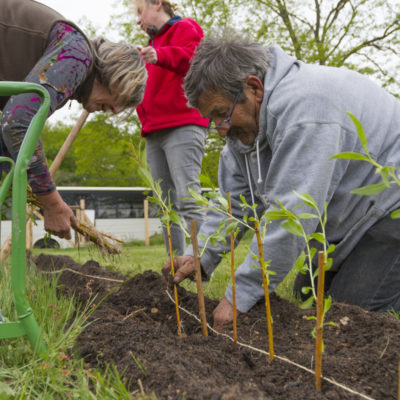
[0,255,154,399]
[0,232,297,399]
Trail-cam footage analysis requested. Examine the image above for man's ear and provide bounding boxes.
[245,75,264,102]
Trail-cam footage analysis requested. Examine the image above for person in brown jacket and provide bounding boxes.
[0,0,147,239]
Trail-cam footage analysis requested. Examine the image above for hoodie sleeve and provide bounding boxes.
[225,122,353,312]
[155,19,203,75]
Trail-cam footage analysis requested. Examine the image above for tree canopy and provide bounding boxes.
[42,113,147,187]
[43,0,400,188]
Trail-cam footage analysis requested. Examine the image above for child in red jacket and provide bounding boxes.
[134,0,209,256]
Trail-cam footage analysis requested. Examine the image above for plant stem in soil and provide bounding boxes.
[315,251,326,390]
[227,192,237,343]
[190,220,208,337]
[254,220,274,360]
[166,210,182,336]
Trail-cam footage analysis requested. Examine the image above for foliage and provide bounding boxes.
[41,121,77,185]
[266,192,334,303]
[181,0,400,96]
[265,191,337,342]
[73,113,145,186]
[0,259,137,399]
[331,112,400,219]
[201,131,225,187]
[42,113,146,187]
[105,0,400,189]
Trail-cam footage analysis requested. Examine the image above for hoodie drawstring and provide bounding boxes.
[244,139,263,206]
[244,153,255,205]
[256,139,263,184]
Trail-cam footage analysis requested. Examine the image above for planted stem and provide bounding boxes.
[254,220,274,360]
[166,209,182,336]
[315,251,326,390]
[227,192,237,344]
[190,220,208,337]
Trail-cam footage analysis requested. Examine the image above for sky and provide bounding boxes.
[38,0,129,124]
[39,0,124,37]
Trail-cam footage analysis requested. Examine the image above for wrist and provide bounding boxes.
[35,190,62,209]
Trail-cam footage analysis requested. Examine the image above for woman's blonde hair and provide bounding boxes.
[143,0,178,18]
[91,38,147,111]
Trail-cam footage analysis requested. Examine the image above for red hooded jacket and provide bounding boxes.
[137,17,209,137]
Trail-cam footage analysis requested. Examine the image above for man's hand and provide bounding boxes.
[213,297,240,332]
[138,46,158,64]
[36,190,77,240]
[162,255,196,283]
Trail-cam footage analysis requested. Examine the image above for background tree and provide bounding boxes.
[72,113,146,186]
[41,121,77,185]
[111,0,400,187]
[42,114,147,187]
[234,0,400,95]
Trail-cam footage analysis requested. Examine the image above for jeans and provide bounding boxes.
[146,125,207,256]
[293,213,400,312]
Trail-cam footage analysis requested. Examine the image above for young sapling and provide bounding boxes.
[190,219,208,337]
[227,192,237,344]
[266,191,336,385]
[331,112,400,219]
[130,145,182,336]
[189,179,275,359]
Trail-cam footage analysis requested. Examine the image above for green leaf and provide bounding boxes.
[330,152,370,162]
[310,247,317,261]
[323,296,332,314]
[326,257,333,271]
[351,183,388,195]
[297,213,318,220]
[199,174,215,189]
[294,251,307,272]
[378,166,392,186]
[169,210,182,226]
[327,244,336,253]
[390,209,400,219]
[300,296,314,309]
[218,197,228,210]
[293,191,317,209]
[265,210,288,220]
[160,215,169,225]
[301,286,312,295]
[346,112,368,149]
[311,232,326,244]
[281,219,303,237]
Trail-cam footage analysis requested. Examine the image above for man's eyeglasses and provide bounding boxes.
[208,91,241,132]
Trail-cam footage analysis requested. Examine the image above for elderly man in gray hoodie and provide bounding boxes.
[162,35,400,330]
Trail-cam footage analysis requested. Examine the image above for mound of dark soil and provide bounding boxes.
[34,253,400,400]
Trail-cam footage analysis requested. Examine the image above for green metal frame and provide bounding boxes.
[0,82,50,354]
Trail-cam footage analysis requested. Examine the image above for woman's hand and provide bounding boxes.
[36,190,78,240]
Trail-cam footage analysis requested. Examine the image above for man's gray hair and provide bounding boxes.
[184,35,271,108]
[92,38,147,111]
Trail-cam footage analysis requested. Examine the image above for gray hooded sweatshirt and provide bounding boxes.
[185,45,400,313]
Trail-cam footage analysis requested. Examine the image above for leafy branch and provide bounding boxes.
[331,112,400,219]
[266,191,335,320]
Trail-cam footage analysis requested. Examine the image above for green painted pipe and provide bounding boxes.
[0,82,50,353]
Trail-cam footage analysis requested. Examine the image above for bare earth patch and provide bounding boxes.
[34,253,400,400]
